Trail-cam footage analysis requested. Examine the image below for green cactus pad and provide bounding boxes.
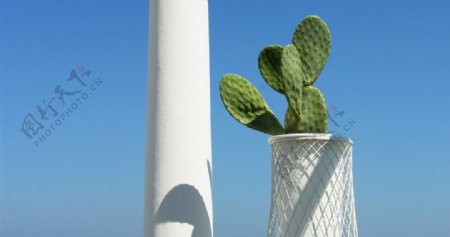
[299,86,328,133]
[258,45,284,93]
[220,74,285,135]
[284,106,302,133]
[292,15,331,86]
[281,44,304,117]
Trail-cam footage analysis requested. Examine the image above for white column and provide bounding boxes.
[145,0,212,237]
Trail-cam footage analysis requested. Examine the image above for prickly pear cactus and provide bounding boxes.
[284,106,302,133]
[281,44,304,131]
[219,15,332,135]
[258,45,284,93]
[293,15,331,86]
[299,86,328,133]
[220,74,285,135]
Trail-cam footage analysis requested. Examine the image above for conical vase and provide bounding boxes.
[268,134,358,237]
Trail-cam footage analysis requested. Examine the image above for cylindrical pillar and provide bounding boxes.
[145,0,212,236]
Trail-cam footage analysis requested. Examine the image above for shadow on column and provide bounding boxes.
[155,184,212,237]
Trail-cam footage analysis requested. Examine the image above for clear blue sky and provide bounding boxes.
[1,0,449,236]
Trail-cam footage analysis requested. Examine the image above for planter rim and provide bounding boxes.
[268,133,353,144]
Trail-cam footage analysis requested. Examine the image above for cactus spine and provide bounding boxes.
[220,15,331,135]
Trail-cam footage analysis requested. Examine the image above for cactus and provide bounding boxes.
[281,44,304,131]
[219,15,331,135]
[258,45,284,93]
[293,15,331,86]
[284,106,301,133]
[220,74,285,135]
[299,86,328,133]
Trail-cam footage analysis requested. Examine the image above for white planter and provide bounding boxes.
[268,134,358,237]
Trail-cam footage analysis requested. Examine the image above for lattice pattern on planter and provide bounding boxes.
[268,137,358,237]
